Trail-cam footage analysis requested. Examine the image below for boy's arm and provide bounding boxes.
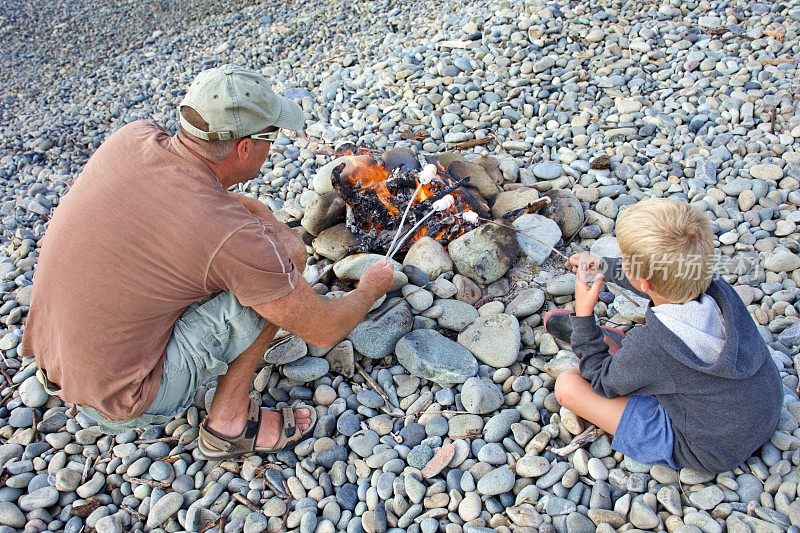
[601,256,648,298]
[570,316,676,398]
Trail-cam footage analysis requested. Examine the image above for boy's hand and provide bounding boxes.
[575,262,604,317]
[565,252,602,276]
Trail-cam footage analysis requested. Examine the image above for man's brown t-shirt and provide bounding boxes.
[20,121,299,420]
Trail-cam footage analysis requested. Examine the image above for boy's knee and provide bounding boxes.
[555,370,583,408]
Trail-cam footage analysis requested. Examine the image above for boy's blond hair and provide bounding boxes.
[616,198,714,303]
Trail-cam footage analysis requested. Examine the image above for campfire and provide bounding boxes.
[331,144,493,256]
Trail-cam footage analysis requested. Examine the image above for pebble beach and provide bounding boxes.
[1,1,800,532]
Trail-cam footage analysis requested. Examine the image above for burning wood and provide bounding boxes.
[331,147,490,255]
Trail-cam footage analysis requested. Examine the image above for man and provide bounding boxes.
[20,65,394,458]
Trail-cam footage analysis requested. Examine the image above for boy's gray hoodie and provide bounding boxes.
[569,257,783,473]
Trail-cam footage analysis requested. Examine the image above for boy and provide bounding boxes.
[546,198,783,473]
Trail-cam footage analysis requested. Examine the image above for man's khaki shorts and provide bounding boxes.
[79,291,265,434]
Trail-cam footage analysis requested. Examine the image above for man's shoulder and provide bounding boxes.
[103,120,167,147]
[118,119,164,134]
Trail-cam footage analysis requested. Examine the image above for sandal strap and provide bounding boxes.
[199,394,261,454]
[281,407,297,439]
[199,398,315,457]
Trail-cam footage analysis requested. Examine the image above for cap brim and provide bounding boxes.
[272,94,305,132]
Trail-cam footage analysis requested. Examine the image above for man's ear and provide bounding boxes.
[236,138,251,160]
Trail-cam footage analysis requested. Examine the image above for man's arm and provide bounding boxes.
[230,193,394,346]
[233,193,308,270]
[252,261,394,348]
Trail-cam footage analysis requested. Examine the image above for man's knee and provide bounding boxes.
[286,235,308,272]
[554,370,584,409]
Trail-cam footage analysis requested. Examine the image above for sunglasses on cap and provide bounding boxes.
[248,130,280,142]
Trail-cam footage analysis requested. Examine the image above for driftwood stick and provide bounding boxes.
[121,504,146,522]
[483,217,641,307]
[549,426,604,457]
[0,388,17,408]
[564,216,590,246]
[31,411,38,442]
[266,334,295,351]
[451,134,497,150]
[263,474,285,499]
[125,477,171,488]
[500,197,552,220]
[136,436,179,445]
[199,518,223,533]
[233,494,262,513]
[81,455,92,484]
[355,362,404,417]
[308,264,334,286]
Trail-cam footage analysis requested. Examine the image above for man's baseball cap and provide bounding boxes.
[179,64,305,141]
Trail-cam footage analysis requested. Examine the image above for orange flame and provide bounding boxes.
[342,157,400,217]
[338,154,477,249]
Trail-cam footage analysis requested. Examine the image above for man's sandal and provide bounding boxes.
[197,393,317,460]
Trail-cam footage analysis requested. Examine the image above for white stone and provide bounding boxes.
[458,314,521,368]
[764,249,800,273]
[403,237,453,279]
[590,236,621,258]
[19,376,49,408]
[749,164,783,181]
[513,214,561,264]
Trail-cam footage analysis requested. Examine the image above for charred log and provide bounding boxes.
[331,151,489,255]
[500,197,552,221]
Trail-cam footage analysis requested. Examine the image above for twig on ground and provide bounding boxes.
[136,436,178,445]
[549,426,604,457]
[309,264,334,286]
[121,505,146,522]
[81,457,94,484]
[564,217,589,247]
[125,477,171,488]
[355,362,404,417]
[0,388,18,408]
[199,516,225,533]
[402,409,473,421]
[267,334,295,350]
[233,493,262,513]
[451,133,497,150]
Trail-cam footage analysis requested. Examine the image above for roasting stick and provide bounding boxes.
[385,164,438,259]
[385,209,639,307]
[476,216,641,306]
[386,195,456,260]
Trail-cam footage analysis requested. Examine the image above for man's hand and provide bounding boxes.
[254,261,394,349]
[359,260,394,299]
[565,252,602,276]
[575,261,604,317]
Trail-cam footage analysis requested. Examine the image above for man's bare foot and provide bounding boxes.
[206,406,314,449]
[255,407,313,448]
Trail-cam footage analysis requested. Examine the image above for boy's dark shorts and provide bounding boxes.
[612,394,679,469]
